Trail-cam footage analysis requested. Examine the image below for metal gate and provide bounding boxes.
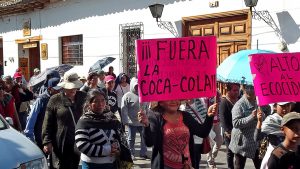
[119,22,143,78]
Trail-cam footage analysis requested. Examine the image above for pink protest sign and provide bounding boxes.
[136,36,217,102]
[249,52,300,106]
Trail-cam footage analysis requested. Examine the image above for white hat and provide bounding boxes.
[277,102,291,106]
[34,68,40,73]
[57,72,83,89]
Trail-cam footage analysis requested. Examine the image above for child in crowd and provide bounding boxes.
[267,112,300,169]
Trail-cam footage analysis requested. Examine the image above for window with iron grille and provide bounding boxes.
[61,35,83,65]
[120,22,143,78]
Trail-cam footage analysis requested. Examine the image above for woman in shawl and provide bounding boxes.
[75,89,132,169]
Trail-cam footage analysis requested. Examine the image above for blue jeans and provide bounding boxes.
[18,111,28,130]
[81,161,117,169]
[128,125,147,156]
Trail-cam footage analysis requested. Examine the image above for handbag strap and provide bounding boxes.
[68,106,77,126]
[186,102,203,124]
[120,85,124,95]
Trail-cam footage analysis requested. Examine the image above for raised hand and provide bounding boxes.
[207,103,218,117]
[138,109,149,127]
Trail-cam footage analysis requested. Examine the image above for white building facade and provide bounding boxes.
[0,0,299,79]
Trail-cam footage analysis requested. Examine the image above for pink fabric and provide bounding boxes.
[163,113,191,169]
[104,75,115,82]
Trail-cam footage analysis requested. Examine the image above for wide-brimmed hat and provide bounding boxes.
[57,72,83,89]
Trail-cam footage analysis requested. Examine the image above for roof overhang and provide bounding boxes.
[0,0,52,17]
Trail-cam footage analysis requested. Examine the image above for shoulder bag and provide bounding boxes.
[186,103,211,154]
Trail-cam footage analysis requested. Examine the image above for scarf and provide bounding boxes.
[77,110,133,163]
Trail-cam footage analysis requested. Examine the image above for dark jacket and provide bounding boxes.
[143,110,213,169]
[219,97,234,132]
[42,91,86,168]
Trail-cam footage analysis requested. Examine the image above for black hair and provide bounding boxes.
[226,83,240,92]
[83,89,107,112]
[113,73,130,91]
[151,103,166,113]
[87,72,98,81]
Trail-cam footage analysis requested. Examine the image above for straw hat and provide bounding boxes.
[57,72,83,89]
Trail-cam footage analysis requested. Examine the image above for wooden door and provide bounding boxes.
[29,42,40,78]
[182,9,251,95]
[182,9,251,64]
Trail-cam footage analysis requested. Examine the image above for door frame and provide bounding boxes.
[182,9,252,60]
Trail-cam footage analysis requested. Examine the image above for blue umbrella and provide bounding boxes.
[217,49,274,85]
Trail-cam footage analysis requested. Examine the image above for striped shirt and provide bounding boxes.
[75,128,117,164]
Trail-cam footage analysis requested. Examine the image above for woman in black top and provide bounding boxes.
[138,100,217,169]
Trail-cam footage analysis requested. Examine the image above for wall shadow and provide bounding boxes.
[276,11,300,44]
[0,0,190,33]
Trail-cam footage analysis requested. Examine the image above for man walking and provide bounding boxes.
[121,77,148,159]
[219,83,240,169]
[24,78,61,150]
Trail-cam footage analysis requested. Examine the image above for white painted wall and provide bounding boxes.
[1,0,300,76]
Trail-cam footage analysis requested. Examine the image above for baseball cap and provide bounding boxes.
[48,77,62,90]
[281,112,300,127]
[277,102,291,106]
[13,72,22,79]
[104,75,115,82]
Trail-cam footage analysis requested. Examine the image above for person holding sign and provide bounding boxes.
[255,102,292,169]
[229,85,261,169]
[138,100,217,169]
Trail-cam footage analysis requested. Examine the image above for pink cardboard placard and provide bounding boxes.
[136,36,217,102]
[249,52,300,106]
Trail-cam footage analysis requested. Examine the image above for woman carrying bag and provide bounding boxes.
[75,89,133,169]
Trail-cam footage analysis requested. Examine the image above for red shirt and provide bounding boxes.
[163,113,191,169]
[0,96,17,126]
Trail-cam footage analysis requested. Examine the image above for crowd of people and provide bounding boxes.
[0,66,300,169]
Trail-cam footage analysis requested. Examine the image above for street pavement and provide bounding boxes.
[132,134,256,169]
